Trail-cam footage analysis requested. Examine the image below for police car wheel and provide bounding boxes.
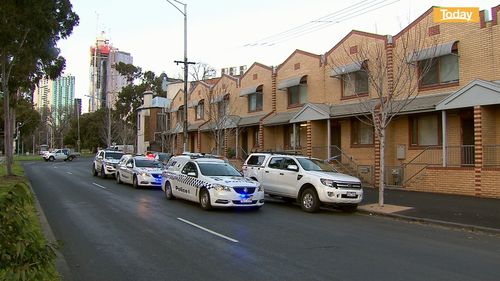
[92,165,98,176]
[116,172,122,184]
[165,182,174,200]
[200,189,212,210]
[100,166,107,179]
[133,176,140,189]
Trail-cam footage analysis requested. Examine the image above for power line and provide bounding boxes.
[246,0,373,45]
[244,0,399,47]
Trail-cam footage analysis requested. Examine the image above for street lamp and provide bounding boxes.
[165,0,195,152]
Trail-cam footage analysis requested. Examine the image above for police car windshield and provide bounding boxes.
[135,160,162,168]
[106,152,124,160]
[198,163,242,177]
[297,158,336,172]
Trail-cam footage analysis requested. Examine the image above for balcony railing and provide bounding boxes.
[483,145,500,167]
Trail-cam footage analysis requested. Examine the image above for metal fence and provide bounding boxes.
[483,145,500,167]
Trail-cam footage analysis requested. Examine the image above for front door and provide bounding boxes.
[330,120,342,161]
[241,130,248,157]
[461,110,474,166]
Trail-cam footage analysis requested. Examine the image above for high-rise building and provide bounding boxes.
[33,75,75,114]
[89,32,133,112]
[33,77,53,111]
[52,75,75,112]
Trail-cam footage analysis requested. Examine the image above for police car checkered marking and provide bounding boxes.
[164,171,212,189]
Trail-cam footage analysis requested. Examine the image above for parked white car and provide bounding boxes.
[162,155,264,210]
[242,153,363,212]
[42,149,80,162]
[92,150,125,178]
[115,156,163,188]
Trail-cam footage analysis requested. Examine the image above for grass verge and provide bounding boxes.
[0,161,60,281]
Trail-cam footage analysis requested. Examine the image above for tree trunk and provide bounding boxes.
[378,127,385,207]
[3,85,13,176]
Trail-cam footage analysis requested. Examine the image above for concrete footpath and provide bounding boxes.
[359,187,500,234]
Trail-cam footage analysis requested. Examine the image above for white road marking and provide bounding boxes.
[177,218,239,243]
[66,172,73,175]
[92,183,108,190]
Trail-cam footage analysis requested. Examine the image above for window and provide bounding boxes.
[283,124,305,149]
[157,112,166,131]
[268,157,284,169]
[166,113,171,131]
[282,158,297,170]
[196,100,204,120]
[419,53,459,88]
[218,95,229,116]
[351,118,373,146]
[288,77,307,107]
[410,114,441,146]
[177,106,185,123]
[248,92,263,112]
[342,71,368,98]
[182,162,198,175]
[137,114,141,130]
[246,155,266,166]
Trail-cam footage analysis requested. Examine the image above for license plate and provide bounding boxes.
[346,192,357,198]
[241,196,253,203]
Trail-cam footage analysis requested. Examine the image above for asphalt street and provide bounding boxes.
[24,158,500,281]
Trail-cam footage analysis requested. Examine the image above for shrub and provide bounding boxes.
[0,181,60,281]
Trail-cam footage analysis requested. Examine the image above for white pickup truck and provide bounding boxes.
[242,153,363,212]
[42,149,80,162]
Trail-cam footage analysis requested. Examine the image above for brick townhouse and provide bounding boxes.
[139,5,500,198]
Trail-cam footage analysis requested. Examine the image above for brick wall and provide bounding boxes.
[481,168,500,198]
[406,167,475,196]
[236,63,273,116]
[275,50,323,113]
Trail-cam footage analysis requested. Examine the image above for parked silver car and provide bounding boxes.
[115,156,163,189]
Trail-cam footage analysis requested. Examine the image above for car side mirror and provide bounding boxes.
[126,163,133,168]
[187,172,197,177]
[287,164,299,172]
[97,156,103,160]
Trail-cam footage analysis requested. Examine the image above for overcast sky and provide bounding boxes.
[57,0,498,112]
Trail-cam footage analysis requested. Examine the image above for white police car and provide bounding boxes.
[115,156,163,189]
[162,155,264,210]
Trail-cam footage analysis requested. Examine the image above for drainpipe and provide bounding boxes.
[442,110,447,167]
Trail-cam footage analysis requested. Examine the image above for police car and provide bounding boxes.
[115,156,163,189]
[162,154,264,210]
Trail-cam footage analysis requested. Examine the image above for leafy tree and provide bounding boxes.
[0,0,79,175]
[114,63,164,148]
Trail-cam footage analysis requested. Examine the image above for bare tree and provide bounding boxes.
[328,21,439,206]
[189,62,216,81]
[199,82,239,156]
[50,104,74,148]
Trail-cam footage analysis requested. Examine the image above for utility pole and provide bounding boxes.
[166,0,195,152]
[77,100,81,152]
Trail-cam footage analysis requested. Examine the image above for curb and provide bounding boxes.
[30,184,73,281]
[358,208,500,236]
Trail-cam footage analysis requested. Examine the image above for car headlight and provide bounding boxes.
[140,172,151,177]
[320,178,335,187]
[257,183,264,192]
[214,184,231,192]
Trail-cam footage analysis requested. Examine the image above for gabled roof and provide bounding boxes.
[262,110,301,126]
[325,30,387,58]
[436,80,500,110]
[290,103,330,123]
[276,49,321,72]
[239,62,273,81]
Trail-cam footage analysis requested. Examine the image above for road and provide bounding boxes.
[24,158,500,281]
